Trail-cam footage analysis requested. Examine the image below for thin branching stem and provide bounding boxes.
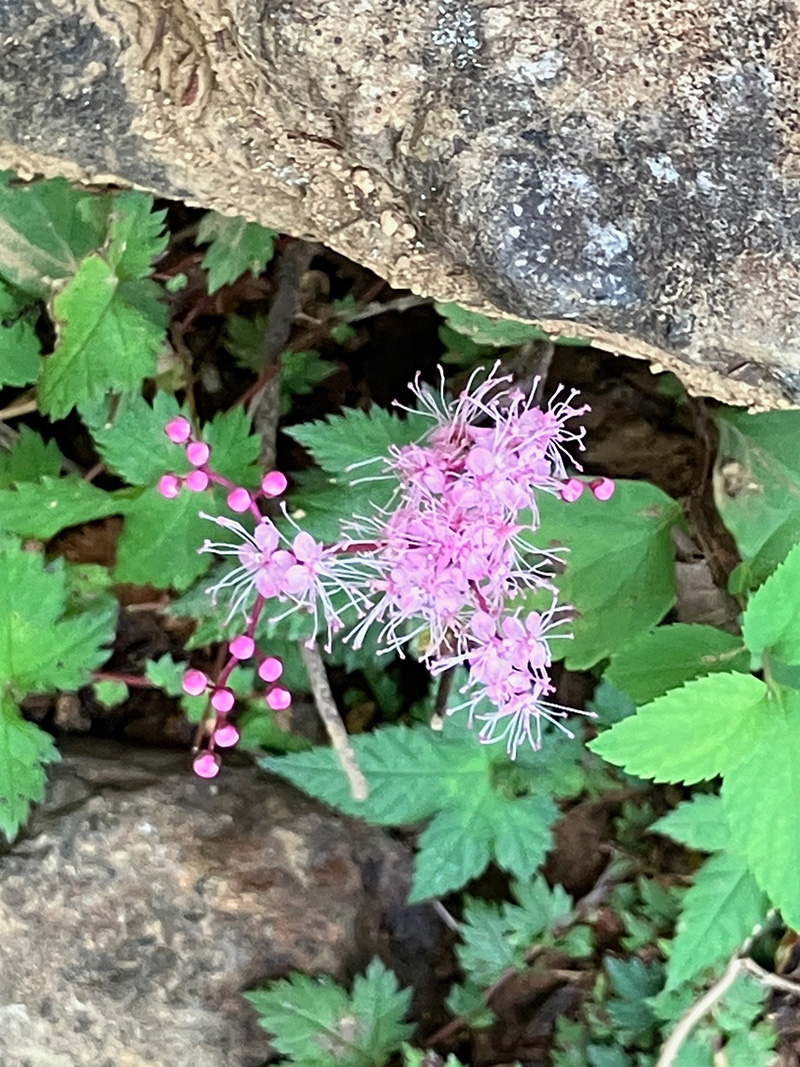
[299,642,369,801]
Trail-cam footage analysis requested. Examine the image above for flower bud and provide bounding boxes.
[227,487,252,513]
[165,417,192,444]
[182,669,208,696]
[214,723,240,748]
[193,752,221,779]
[590,477,615,501]
[211,687,235,713]
[186,441,210,467]
[258,657,283,683]
[261,470,288,497]
[185,469,209,492]
[267,686,291,710]
[560,478,585,503]
[229,635,255,661]
[157,474,181,499]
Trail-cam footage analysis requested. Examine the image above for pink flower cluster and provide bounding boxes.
[160,366,614,769]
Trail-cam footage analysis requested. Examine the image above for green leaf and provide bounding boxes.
[203,406,262,488]
[0,539,116,697]
[82,391,190,486]
[723,689,800,927]
[287,405,429,478]
[714,408,800,586]
[435,302,589,347]
[114,487,211,591]
[0,317,41,386]
[605,625,748,705]
[105,191,167,280]
[198,211,278,293]
[246,958,412,1067]
[531,480,680,669]
[0,691,60,840]
[0,175,109,296]
[742,540,800,665]
[410,804,495,901]
[264,724,556,899]
[652,795,731,853]
[0,427,63,488]
[92,679,129,708]
[604,957,662,1045]
[588,673,770,784]
[41,255,167,418]
[262,725,489,825]
[145,653,186,697]
[665,850,768,989]
[0,476,121,540]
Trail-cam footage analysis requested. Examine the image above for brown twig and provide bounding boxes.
[299,642,369,801]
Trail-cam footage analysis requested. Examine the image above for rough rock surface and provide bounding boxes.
[1,0,800,407]
[0,741,426,1067]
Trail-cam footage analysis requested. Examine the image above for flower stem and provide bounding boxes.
[299,642,369,801]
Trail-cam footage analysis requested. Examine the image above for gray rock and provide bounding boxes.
[1,0,799,407]
[0,741,422,1067]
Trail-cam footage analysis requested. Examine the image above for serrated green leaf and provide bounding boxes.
[0,691,60,840]
[105,191,167,280]
[529,481,680,670]
[665,850,767,990]
[198,212,278,293]
[0,539,116,696]
[262,725,491,825]
[286,406,429,478]
[605,625,748,705]
[714,408,800,587]
[203,406,262,488]
[92,679,129,708]
[492,792,559,880]
[723,1026,777,1067]
[0,317,41,386]
[82,391,190,486]
[604,957,662,1045]
[589,673,770,784]
[457,898,518,983]
[114,487,211,591]
[410,804,495,901]
[511,875,573,934]
[0,426,63,488]
[723,689,800,927]
[237,702,311,753]
[145,653,186,697]
[0,476,121,540]
[0,175,109,296]
[246,958,412,1067]
[652,795,731,853]
[742,540,800,665]
[435,302,589,348]
[41,255,167,418]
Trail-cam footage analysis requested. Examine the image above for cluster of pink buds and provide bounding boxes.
[161,365,615,765]
[158,416,292,778]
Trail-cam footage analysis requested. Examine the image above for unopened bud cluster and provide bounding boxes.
[159,416,290,777]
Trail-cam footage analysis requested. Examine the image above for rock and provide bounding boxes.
[0,741,425,1067]
[1,0,799,407]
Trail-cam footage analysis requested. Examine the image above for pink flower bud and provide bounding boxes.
[186,441,210,467]
[165,417,192,444]
[211,687,235,713]
[193,752,221,779]
[185,469,209,492]
[261,470,288,497]
[560,478,585,503]
[229,635,255,661]
[267,686,291,710]
[227,487,252,513]
[590,477,616,502]
[214,723,240,748]
[157,474,181,499]
[182,669,208,696]
[258,657,283,683]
